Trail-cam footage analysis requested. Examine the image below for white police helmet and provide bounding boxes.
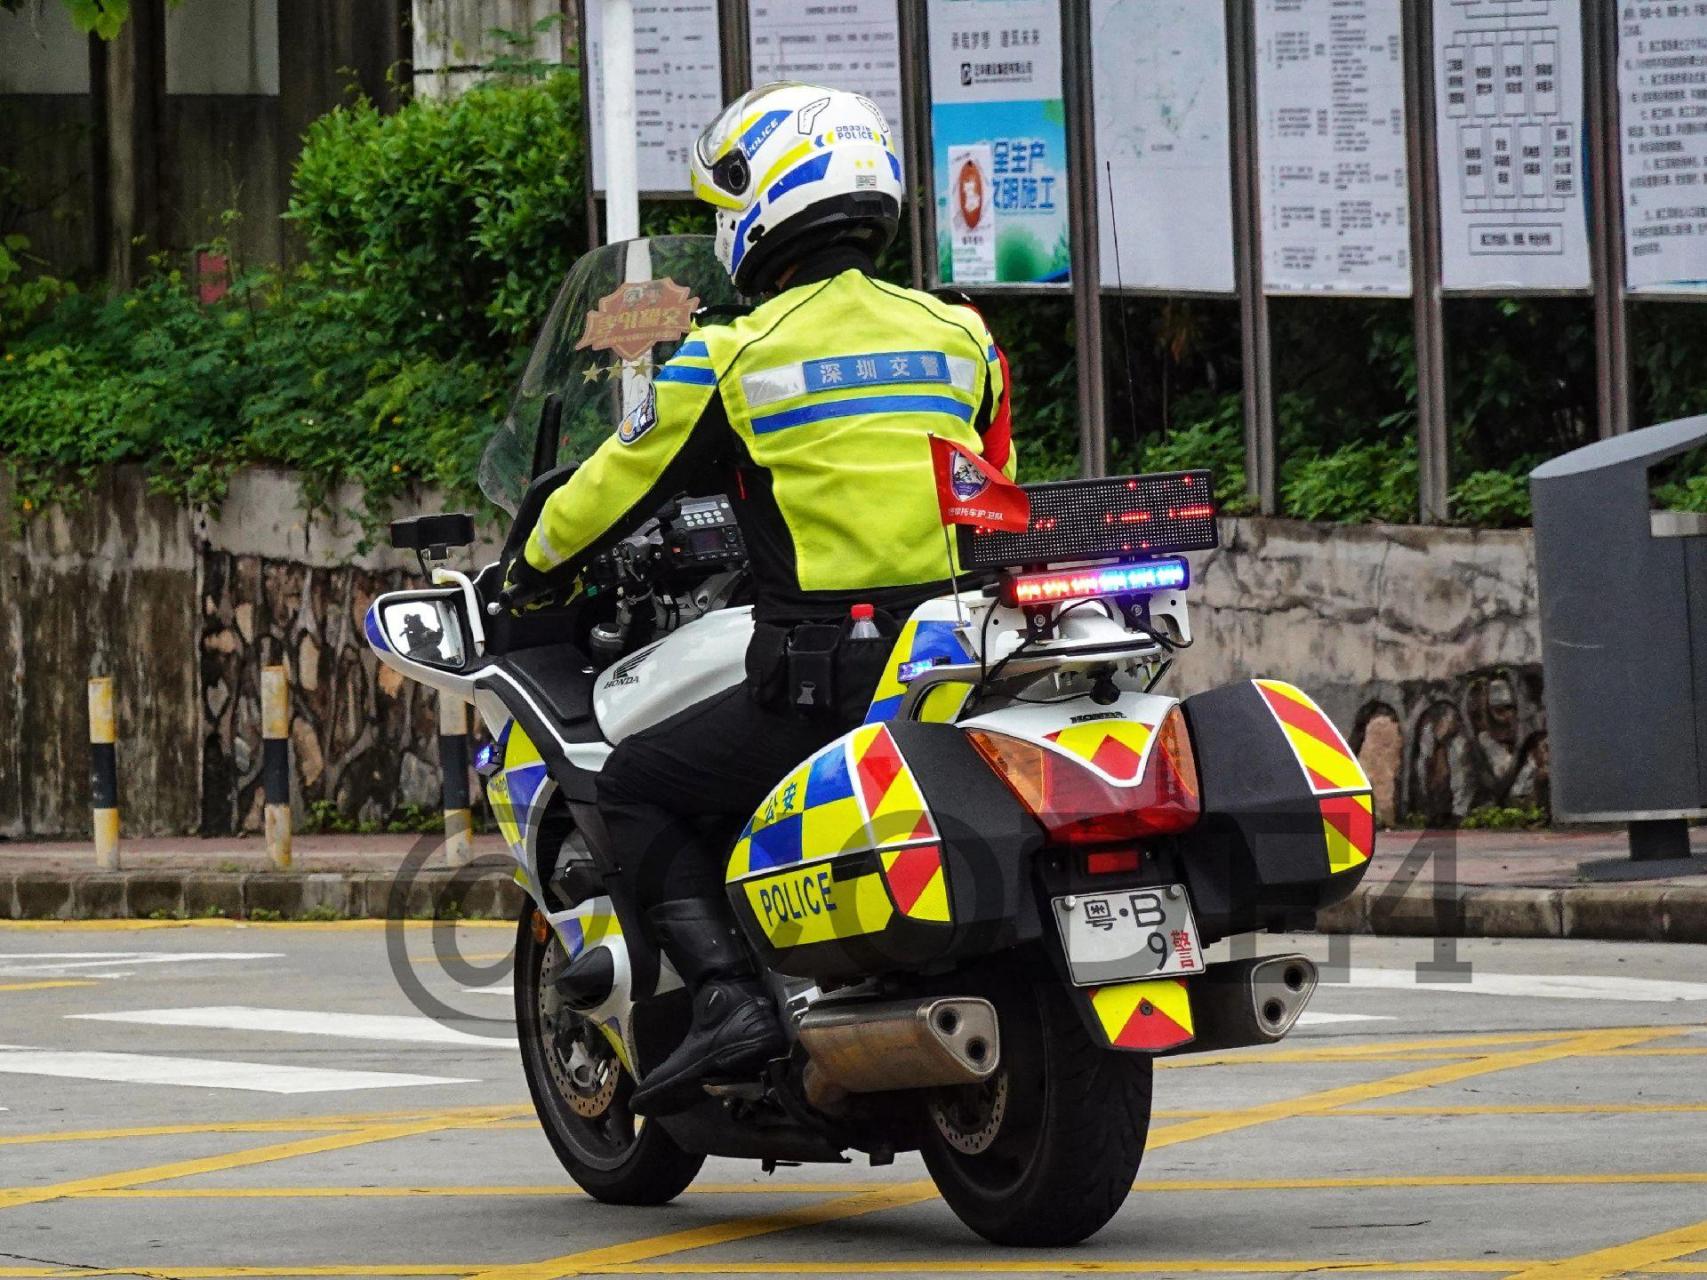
[690,82,903,294]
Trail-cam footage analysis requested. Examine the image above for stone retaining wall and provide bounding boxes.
[0,467,1543,837]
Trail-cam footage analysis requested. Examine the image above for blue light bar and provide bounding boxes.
[1002,557,1190,607]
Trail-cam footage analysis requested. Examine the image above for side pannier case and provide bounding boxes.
[1175,678,1375,942]
[725,721,1044,980]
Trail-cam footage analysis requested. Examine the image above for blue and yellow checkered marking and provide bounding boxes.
[864,619,976,724]
[729,736,876,881]
[488,720,547,852]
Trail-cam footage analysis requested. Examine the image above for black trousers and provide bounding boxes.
[597,683,868,911]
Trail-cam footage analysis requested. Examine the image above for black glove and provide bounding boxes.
[500,555,558,613]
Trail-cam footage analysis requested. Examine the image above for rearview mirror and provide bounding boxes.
[379,595,468,670]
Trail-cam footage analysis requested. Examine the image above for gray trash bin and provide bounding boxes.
[1530,415,1707,860]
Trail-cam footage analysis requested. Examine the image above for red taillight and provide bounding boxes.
[968,705,1200,845]
[1084,849,1142,875]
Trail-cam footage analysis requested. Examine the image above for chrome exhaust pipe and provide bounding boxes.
[797,996,999,1097]
[1161,953,1318,1056]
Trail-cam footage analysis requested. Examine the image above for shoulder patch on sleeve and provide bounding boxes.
[616,385,658,445]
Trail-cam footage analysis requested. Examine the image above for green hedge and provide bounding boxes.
[0,73,584,514]
[2,66,1704,523]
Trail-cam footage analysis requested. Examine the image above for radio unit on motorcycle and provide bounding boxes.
[665,494,746,568]
[958,470,1218,570]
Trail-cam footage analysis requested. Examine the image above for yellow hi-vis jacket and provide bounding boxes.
[524,267,1015,624]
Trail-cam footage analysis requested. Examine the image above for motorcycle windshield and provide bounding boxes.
[478,236,737,515]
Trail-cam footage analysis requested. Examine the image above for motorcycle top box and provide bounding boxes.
[363,234,1376,1248]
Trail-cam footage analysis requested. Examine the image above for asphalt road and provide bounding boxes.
[3,921,1707,1280]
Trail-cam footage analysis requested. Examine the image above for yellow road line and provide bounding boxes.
[0,1265,1558,1279]
[0,980,95,992]
[1328,1102,1707,1116]
[0,1269,481,1278]
[0,919,513,932]
[0,1106,533,1148]
[82,1183,884,1199]
[583,1263,1545,1276]
[1500,1212,1707,1279]
[0,1116,497,1211]
[460,1182,943,1280]
[1148,1025,1690,1150]
[75,1170,1707,1200]
[1160,1049,1469,1068]
[458,1027,1673,1280]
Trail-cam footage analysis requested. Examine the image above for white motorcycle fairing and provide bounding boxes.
[593,606,755,743]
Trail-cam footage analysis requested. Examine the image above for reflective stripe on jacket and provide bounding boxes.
[524,268,1015,623]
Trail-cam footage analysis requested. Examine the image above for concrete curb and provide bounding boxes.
[1315,880,1705,944]
[2,868,1704,941]
[1,869,527,923]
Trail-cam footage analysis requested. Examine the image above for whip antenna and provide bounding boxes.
[1104,160,1142,460]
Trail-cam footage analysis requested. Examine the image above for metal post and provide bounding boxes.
[1228,0,1275,514]
[261,665,292,871]
[87,676,120,871]
[1060,0,1105,478]
[897,0,927,289]
[1586,0,1631,438]
[576,0,600,251]
[1405,0,1450,522]
[439,694,474,867]
[720,0,751,98]
[601,0,641,242]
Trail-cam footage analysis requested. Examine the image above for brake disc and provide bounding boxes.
[928,1069,1010,1155]
[538,941,620,1119]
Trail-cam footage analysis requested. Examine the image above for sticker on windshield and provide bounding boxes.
[617,386,658,446]
[576,279,701,363]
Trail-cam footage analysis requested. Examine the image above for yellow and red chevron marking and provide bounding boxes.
[880,843,951,922]
[1088,977,1194,1051]
[1320,790,1375,873]
[1044,720,1155,783]
[851,724,938,847]
[1253,679,1369,795]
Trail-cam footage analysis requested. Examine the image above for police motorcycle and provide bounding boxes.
[366,236,1375,1246]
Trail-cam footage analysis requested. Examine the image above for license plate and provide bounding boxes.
[1052,885,1204,986]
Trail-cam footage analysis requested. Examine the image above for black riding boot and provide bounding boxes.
[629,898,786,1117]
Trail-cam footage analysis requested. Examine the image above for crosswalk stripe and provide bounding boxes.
[1296,1011,1393,1026]
[0,1045,475,1094]
[1335,968,1707,1003]
[70,1006,513,1047]
[0,953,281,978]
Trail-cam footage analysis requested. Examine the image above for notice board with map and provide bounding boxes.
[1090,0,1236,293]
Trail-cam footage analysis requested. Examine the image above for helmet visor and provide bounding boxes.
[693,82,806,168]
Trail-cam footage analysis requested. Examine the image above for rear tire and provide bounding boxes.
[515,908,704,1205]
[919,957,1154,1245]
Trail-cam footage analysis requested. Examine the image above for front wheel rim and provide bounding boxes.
[532,936,642,1171]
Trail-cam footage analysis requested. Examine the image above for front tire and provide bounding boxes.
[515,908,703,1204]
[919,958,1154,1245]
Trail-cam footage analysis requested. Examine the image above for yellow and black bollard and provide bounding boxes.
[260,665,292,870]
[440,693,473,866]
[88,676,120,870]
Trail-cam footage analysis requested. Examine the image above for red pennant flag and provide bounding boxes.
[930,435,1031,533]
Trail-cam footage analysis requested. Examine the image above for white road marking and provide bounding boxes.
[0,1046,474,1094]
[461,985,515,997]
[0,953,281,979]
[1336,967,1707,1003]
[1295,1011,1393,1025]
[71,1006,514,1047]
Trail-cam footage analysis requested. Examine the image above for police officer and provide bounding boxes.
[509,83,1015,1116]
